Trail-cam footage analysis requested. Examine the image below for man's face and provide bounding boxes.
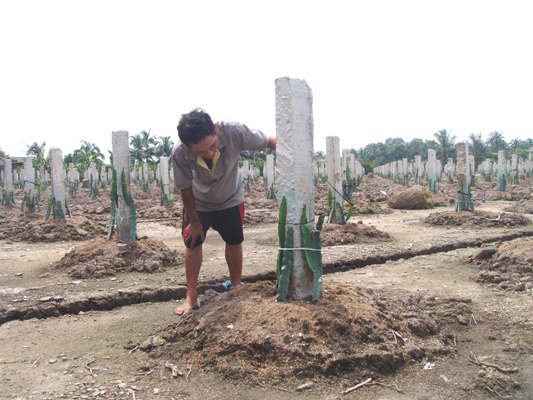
[189,133,218,160]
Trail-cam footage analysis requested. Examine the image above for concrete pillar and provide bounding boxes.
[468,155,475,181]
[144,163,149,181]
[354,160,364,181]
[427,149,437,193]
[141,162,149,191]
[455,142,473,211]
[100,165,107,185]
[497,150,507,191]
[160,156,172,205]
[112,131,137,242]
[49,148,68,219]
[3,158,14,206]
[89,162,99,196]
[414,155,422,184]
[23,157,37,212]
[275,77,318,301]
[391,160,397,181]
[241,159,250,189]
[326,136,343,223]
[265,154,275,199]
[344,153,355,182]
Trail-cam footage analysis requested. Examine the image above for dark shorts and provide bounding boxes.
[182,202,244,248]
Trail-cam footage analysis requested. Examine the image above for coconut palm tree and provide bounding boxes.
[433,129,456,164]
[25,141,46,157]
[508,138,520,154]
[468,132,488,166]
[154,136,174,158]
[487,131,507,154]
[130,130,157,165]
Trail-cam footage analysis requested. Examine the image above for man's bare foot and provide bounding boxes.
[173,298,198,315]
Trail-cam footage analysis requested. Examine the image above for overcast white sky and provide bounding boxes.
[1,1,532,161]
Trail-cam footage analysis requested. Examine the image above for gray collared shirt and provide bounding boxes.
[172,120,269,211]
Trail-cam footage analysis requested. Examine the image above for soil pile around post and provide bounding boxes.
[320,221,391,246]
[138,281,466,386]
[469,237,533,291]
[0,214,104,242]
[423,210,532,228]
[50,235,181,278]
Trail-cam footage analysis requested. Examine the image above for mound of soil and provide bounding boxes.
[387,185,433,210]
[320,222,391,246]
[139,281,465,385]
[469,237,533,291]
[424,211,532,228]
[51,235,182,278]
[503,199,533,214]
[0,214,104,242]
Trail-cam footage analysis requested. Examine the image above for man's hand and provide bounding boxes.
[184,221,204,248]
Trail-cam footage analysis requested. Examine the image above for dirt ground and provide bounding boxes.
[1,174,533,400]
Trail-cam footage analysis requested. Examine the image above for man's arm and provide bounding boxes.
[180,186,205,247]
[267,136,276,151]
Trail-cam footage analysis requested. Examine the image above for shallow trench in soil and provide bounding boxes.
[2,221,532,324]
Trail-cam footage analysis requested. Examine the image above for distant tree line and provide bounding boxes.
[333,130,532,173]
[1,129,531,178]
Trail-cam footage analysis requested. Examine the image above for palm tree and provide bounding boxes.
[508,138,520,154]
[487,131,507,154]
[314,151,326,159]
[25,141,46,157]
[130,130,157,165]
[433,129,456,164]
[468,132,488,166]
[154,136,174,158]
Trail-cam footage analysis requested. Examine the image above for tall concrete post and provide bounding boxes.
[511,154,519,184]
[160,156,172,205]
[242,159,250,190]
[391,161,398,182]
[455,142,474,211]
[265,154,275,199]
[111,131,137,242]
[427,149,437,193]
[468,155,475,184]
[497,150,507,191]
[141,162,149,192]
[414,155,422,185]
[22,157,37,212]
[326,136,343,223]
[275,77,319,301]
[89,162,99,197]
[49,148,69,219]
[400,158,407,185]
[3,158,14,206]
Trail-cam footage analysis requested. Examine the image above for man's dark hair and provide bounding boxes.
[177,108,215,146]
